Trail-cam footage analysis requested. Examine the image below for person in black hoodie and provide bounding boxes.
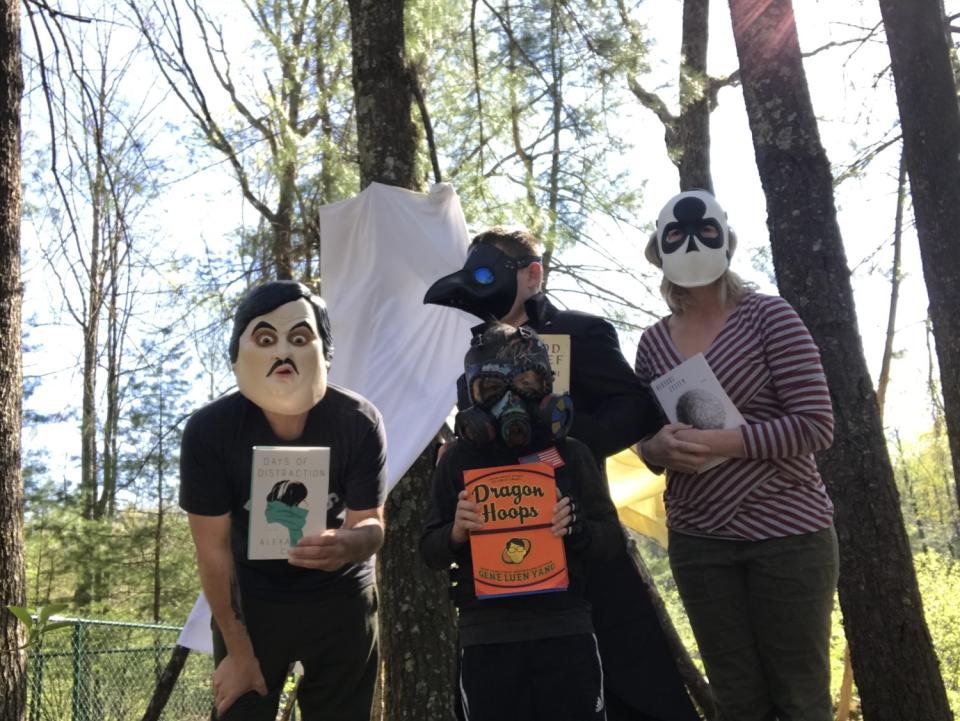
[425,228,700,721]
[421,322,622,721]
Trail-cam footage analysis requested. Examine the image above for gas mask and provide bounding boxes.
[655,190,731,288]
[455,324,573,448]
[423,244,541,321]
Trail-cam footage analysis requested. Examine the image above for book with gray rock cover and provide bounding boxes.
[650,353,745,472]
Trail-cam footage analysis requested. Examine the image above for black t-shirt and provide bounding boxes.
[179,386,387,601]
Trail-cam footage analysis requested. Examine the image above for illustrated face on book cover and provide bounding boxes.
[502,537,532,564]
[656,190,731,288]
[234,298,327,416]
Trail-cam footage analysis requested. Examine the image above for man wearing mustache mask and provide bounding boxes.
[179,281,386,721]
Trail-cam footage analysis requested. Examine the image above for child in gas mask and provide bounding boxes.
[420,322,624,721]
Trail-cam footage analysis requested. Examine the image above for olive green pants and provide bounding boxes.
[669,527,838,721]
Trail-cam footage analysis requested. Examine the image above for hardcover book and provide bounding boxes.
[650,352,746,472]
[538,334,570,395]
[464,462,568,599]
[248,446,330,560]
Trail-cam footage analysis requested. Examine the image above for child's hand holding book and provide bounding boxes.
[451,489,483,546]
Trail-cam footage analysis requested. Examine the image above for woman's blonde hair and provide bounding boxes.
[644,228,752,315]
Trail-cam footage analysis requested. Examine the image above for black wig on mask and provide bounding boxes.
[228,280,334,365]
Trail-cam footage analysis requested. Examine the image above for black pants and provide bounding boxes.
[211,585,379,721]
[459,633,606,721]
[589,548,700,721]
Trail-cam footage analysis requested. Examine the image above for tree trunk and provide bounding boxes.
[376,446,458,721]
[80,147,106,523]
[80,312,99,521]
[875,150,907,416]
[140,645,190,721]
[348,0,417,191]
[274,159,296,280]
[347,2,458,719]
[727,1,954,719]
[678,0,714,192]
[0,1,25,719]
[878,0,960,514]
[153,389,165,624]
[97,240,123,520]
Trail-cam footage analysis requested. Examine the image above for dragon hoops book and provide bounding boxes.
[464,463,568,599]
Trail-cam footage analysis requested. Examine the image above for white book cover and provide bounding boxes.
[248,446,330,560]
[650,353,746,472]
[539,334,570,395]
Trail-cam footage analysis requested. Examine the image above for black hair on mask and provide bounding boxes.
[228,281,334,365]
[266,480,308,507]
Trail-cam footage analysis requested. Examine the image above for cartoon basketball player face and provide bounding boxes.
[502,537,532,564]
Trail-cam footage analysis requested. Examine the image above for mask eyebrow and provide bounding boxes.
[290,320,315,333]
[251,321,277,334]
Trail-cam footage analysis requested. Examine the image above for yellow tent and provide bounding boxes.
[605,448,667,547]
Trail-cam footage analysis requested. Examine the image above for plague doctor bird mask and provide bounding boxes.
[423,243,541,321]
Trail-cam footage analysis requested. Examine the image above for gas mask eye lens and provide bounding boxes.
[511,369,546,398]
[473,267,495,285]
[471,375,508,406]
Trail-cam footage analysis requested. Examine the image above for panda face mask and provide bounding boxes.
[656,191,731,288]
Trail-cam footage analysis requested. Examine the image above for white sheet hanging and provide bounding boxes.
[318,182,475,490]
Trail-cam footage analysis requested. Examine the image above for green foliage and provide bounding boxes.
[915,550,960,712]
[889,430,960,714]
[24,503,200,624]
[7,603,72,650]
[408,0,653,316]
[894,431,960,557]
[23,332,203,623]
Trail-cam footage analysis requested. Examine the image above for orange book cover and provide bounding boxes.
[463,463,569,599]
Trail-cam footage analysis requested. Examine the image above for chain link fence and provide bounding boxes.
[26,618,214,721]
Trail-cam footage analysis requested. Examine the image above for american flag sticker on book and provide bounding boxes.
[519,446,565,468]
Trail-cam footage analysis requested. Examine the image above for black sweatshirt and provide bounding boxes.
[420,436,624,646]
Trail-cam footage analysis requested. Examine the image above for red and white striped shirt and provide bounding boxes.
[634,292,835,540]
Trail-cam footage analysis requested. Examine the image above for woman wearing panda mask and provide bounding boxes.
[635,190,839,721]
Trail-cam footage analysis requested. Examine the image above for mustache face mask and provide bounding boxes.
[233,298,327,416]
[423,244,541,321]
[656,190,731,288]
